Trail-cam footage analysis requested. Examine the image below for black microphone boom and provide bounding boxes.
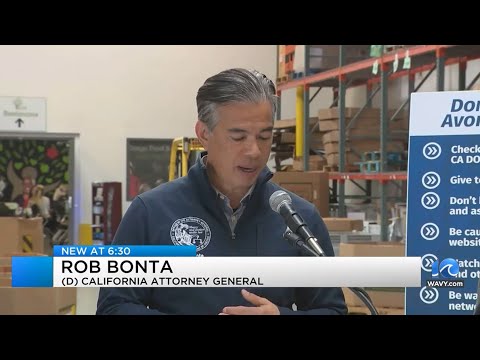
[270,190,379,315]
[270,190,326,257]
[283,230,379,315]
[283,229,318,257]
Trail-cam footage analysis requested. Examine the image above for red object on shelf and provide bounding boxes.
[92,182,122,245]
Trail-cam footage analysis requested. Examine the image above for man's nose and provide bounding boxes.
[245,139,261,158]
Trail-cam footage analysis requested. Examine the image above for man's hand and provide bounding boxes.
[219,289,280,315]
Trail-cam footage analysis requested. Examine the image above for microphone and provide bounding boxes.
[269,190,326,257]
[271,190,379,315]
[283,229,318,257]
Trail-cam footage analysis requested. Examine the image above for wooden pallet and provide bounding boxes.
[348,306,405,315]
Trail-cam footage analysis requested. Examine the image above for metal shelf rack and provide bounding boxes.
[275,45,480,240]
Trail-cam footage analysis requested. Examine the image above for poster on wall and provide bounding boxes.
[0,138,71,248]
[126,138,172,201]
[0,139,69,206]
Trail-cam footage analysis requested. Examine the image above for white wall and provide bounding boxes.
[0,45,277,224]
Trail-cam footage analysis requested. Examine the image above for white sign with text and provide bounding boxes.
[0,96,46,132]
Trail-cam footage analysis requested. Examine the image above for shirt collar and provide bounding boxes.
[201,154,254,206]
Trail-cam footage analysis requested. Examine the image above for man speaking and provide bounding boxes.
[96,68,347,315]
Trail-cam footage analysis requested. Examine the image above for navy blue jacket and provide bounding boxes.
[96,157,347,315]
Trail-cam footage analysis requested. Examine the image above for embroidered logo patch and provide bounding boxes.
[170,216,211,252]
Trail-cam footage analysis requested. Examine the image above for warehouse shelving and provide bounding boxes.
[275,45,480,240]
[328,172,408,181]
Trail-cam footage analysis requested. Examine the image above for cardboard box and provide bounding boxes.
[323,218,364,232]
[271,171,329,217]
[0,287,77,315]
[278,132,295,144]
[322,129,408,144]
[339,241,405,308]
[339,241,405,257]
[309,133,324,149]
[348,305,405,315]
[0,217,45,255]
[0,256,11,274]
[0,263,11,275]
[325,152,360,166]
[344,287,405,309]
[273,117,319,130]
[0,252,46,275]
[299,45,370,72]
[0,254,77,315]
[0,252,48,288]
[292,155,326,171]
[317,107,409,132]
[323,140,405,155]
[318,118,407,132]
[317,107,407,122]
[0,276,11,287]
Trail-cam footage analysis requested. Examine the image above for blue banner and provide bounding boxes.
[53,245,197,257]
[406,92,480,315]
[12,256,53,287]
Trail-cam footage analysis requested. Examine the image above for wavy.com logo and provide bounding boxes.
[426,258,464,288]
[432,258,459,278]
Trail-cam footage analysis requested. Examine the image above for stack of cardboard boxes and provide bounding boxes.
[271,171,330,218]
[322,218,405,314]
[323,218,364,232]
[318,107,408,170]
[338,241,405,315]
[0,217,76,315]
[272,117,325,172]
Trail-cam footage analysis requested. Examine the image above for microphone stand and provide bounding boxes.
[284,230,379,315]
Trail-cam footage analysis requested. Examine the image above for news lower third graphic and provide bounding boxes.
[10,245,422,288]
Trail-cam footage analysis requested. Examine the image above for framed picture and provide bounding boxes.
[126,138,172,201]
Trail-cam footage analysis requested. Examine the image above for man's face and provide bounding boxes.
[196,101,273,194]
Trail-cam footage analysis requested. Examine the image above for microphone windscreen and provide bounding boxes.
[269,190,292,213]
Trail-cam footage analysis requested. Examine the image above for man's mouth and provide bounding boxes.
[238,166,256,173]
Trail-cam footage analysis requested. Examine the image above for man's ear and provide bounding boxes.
[195,121,210,150]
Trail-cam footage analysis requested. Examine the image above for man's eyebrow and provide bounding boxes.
[227,128,248,134]
[227,127,274,133]
[261,126,274,132]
